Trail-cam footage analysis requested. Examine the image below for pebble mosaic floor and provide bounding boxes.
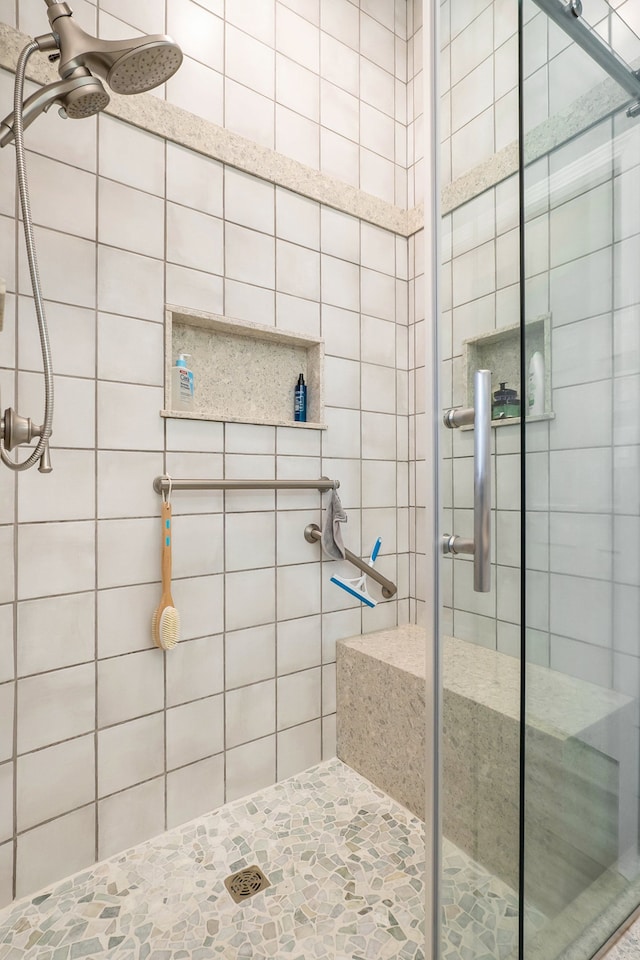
[0,759,532,960]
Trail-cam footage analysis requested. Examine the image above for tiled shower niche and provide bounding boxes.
[163,306,325,429]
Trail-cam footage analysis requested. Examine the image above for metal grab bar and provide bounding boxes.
[153,476,339,495]
[442,369,492,593]
[304,522,397,600]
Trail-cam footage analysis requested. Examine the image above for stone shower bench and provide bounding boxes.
[336,625,635,918]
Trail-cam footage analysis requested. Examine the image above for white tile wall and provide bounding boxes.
[0,0,413,905]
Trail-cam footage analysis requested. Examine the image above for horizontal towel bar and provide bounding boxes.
[304,523,397,600]
[153,476,339,494]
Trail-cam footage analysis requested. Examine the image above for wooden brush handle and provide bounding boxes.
[161,501,174,605]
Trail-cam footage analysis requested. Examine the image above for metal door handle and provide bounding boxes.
[442,369,491,592]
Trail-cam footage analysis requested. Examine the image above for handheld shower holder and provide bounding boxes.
[0,407,52,473]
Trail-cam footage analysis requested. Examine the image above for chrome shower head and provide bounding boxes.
[46,3,183,95]
[0,73,109,147]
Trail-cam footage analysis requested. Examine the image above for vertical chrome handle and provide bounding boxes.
[442,369,492,593]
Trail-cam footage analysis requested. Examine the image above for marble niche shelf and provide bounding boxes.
[462,313,554,429]
[162,305,325,429]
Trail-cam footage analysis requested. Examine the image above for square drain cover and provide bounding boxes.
[224,865,271,903]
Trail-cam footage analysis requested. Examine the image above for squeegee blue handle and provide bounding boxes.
[370,537,382,564]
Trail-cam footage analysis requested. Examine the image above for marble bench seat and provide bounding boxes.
[337,625,636,918]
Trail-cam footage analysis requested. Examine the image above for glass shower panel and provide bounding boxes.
[440,0,524,954]
[522,1,640,957]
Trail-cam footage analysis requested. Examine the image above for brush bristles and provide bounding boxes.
[152,606,180,650]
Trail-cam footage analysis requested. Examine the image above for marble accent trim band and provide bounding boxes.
[0,23,422,237]
[443,74,630,216]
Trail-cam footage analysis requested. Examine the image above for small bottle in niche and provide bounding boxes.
[172,353,194,411]
[294,373,307,422]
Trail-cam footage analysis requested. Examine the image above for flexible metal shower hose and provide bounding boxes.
[2,40,54,471]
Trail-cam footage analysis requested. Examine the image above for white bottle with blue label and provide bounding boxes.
[172,353,194,411]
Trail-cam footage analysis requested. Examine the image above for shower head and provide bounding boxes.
[0,73,109,147]
[46,3,183,95]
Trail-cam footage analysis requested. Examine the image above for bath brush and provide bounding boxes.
[151,500,181,650]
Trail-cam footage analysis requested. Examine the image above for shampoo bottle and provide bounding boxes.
[172,353,194,411]
[528,351,544,417]
[294,373,307,422]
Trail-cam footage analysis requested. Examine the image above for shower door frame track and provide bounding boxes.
[532,0,640,106]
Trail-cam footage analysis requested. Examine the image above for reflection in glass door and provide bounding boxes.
[522,1,640,957]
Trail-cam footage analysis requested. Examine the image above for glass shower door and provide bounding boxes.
[521,1,640,957]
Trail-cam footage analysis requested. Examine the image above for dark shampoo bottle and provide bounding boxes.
[294,373,307,422]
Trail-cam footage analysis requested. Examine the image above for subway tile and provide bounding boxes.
[98,777,165,860]
[167,754,224,828]
[17,663,94,754]
[226,679,276,748]
[16,806,95,901]
[98,713,164,797]
[225,735,276,802]
[18,592,94,677]
[225,624,275,690]
[277,718,321,779]
[17,734,94,832]
[167,694,224,769]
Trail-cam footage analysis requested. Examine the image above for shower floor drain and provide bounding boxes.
[224,865,271,903]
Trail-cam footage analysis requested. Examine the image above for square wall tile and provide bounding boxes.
[226,735,276,803]
[17,592,94,677]
[226,679,275,749]
[98,777,165,860]
[167,754,224,828]
[226,568,276,631]
[17,663,94,755]
[277,615,322,674]
[17,735,95,832]
[277,719,321,779]
[167,635,224,707]
[167,694,224,769]
[277,563,321,621]
[16,806,95,900]
[98,650,164,728]
[98,713,164,797]
[277,667,322,729]
[225,624,275,690]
